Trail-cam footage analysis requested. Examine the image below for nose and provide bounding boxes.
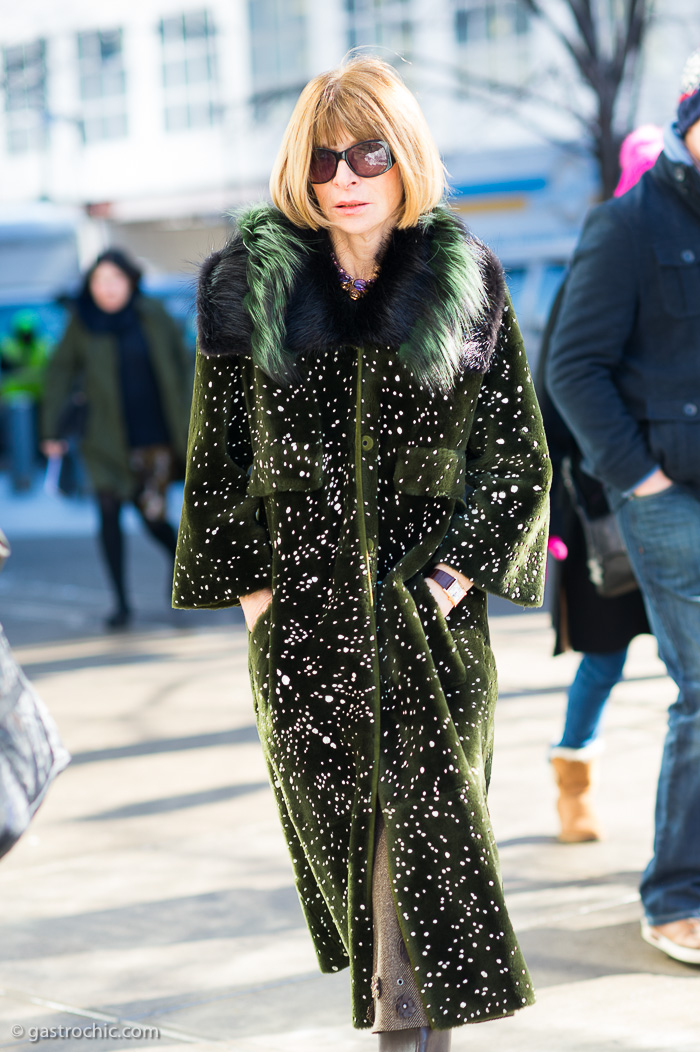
[333,158,358,187]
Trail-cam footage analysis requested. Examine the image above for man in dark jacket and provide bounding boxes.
[547,48,700,966]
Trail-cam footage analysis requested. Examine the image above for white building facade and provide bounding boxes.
[1,0,700,275]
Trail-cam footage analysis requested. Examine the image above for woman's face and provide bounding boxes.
[312,133,404,242]
[685,119,700,167]
[89,262,133,313]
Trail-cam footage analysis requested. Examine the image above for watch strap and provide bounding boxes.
[428,568,467,606]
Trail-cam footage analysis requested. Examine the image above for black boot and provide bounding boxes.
[97,492,132,628]
[378,1027,451,1052]
[105,605,132,631]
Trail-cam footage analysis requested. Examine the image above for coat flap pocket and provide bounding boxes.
[653,241,699,267]
[394,445,466,500]
[247,441,323,496]
[644,398,700,421]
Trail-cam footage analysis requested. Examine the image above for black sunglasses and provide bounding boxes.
[309,139,394,184]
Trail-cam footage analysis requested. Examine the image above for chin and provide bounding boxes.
[333,217,370,233]
[332,214,385,237]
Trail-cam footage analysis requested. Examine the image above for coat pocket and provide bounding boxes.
[653,240,700,319]
[248,606,272,716]
[246,441,323,496]
[407,574,467,687]
[393,445,467,501]
[644,399,700,487]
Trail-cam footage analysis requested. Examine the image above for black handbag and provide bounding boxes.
[0,532,70,859]
[561,458,639,598]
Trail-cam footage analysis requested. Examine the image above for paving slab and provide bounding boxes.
[0,525,698,1052]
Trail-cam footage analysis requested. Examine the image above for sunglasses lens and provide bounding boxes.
[310,149,336,183]
[348,141,390,177]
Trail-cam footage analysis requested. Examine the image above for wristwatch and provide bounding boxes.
[428,568,467,607]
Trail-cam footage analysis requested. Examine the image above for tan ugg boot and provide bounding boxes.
[550,755,603,842]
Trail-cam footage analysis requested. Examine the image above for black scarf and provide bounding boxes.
[76,292,169,448]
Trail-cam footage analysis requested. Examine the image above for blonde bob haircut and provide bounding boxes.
[270,57,447,230]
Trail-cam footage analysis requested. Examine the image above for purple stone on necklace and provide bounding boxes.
[331,252,378,300]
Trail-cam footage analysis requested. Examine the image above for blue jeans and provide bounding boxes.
[617,484,700,925]
[557,648,628,751]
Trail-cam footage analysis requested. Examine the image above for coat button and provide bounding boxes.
[681,249,696,263]
[683,402,698,416]
[396,996,417,1019]
[674,166,686,182]
[361,434,374,451]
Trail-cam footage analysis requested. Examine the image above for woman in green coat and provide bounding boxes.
[173,58,550,1051]
[42,250,191,629]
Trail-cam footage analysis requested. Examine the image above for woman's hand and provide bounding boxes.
[41,440,68,458]
[424,562,473,618]
[240,587,273,631]
[633,468,674,497]
[425,576,455,617]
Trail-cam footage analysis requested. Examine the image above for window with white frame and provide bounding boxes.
[454,0,530,45]
[248,0,308,117]
[345,0,413,56]
[77,28,128,143]
[160,10,220,132]
[3,39,47,154]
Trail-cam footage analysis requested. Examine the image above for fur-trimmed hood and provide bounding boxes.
[197,204,506,390]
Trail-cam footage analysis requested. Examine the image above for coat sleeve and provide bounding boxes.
[159,301,193,398]
[40,317,82,440]
[170,309,194,403]
[172,350,272,609]
[535,279,580,541]
[545,202,657,494]
[433,297,551,606]
[161,303,195,458]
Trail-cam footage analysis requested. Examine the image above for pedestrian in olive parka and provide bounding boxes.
[43,250,191,630]
[173,58,550,1050]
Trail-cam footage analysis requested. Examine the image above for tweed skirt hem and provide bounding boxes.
[371,814,430,1033]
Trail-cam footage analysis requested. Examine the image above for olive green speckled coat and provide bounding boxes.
[173,205,550,1030]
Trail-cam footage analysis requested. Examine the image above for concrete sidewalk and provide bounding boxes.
[0,530,698,1051]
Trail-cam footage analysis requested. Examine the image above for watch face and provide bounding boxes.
[446,581,463,603]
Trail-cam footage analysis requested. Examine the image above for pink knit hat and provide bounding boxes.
[613,124,664,197]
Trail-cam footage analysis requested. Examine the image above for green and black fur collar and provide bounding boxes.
[197,203,505,390]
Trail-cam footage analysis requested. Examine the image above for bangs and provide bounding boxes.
[312,85,389,148]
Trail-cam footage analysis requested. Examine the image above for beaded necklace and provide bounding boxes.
[330,252,379,300]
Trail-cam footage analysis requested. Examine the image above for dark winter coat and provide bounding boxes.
[173,204,551,1030]
[537,287,649,655]
[547,152,700,502]
[42,296,191,499]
